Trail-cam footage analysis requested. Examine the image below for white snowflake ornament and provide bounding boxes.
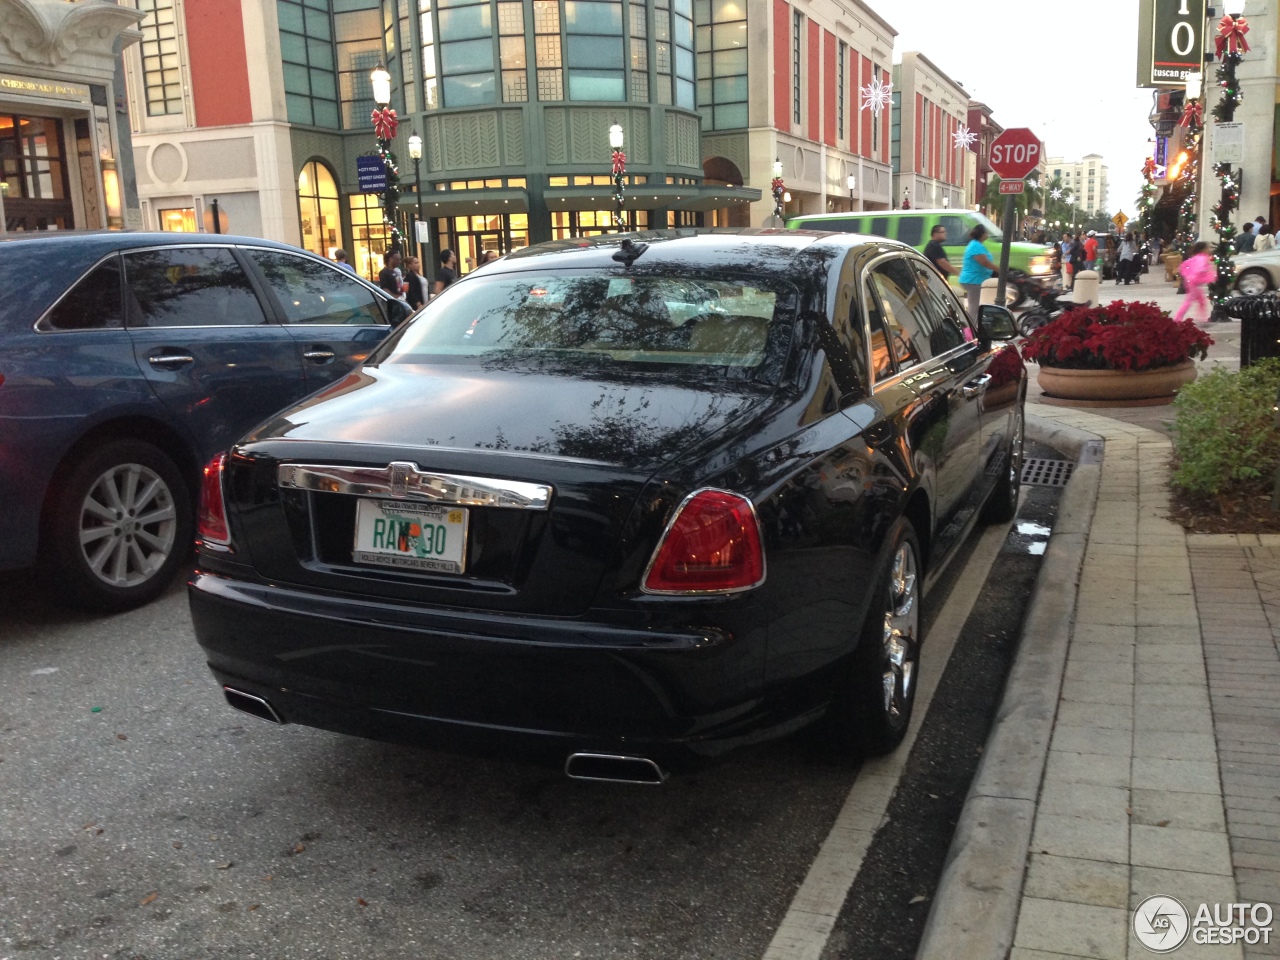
[1050,188,1063,200]
[952,125,977,150]
[860,77,892,116]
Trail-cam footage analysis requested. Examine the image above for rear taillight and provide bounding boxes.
[642,489,765,595]
[197,453,231,546]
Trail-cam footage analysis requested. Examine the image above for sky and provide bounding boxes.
[886,0,1154,218]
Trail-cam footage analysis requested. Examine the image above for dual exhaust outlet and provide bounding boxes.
[222,687,667,785]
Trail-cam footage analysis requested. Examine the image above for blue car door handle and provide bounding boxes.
[147,352,194,368]
[302,346,336,363]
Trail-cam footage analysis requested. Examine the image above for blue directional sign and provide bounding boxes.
[357,155,388,193]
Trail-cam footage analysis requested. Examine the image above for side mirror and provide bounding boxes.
[978,304,1018,341]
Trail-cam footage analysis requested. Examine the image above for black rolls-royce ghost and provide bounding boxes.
[189,229,1025,782]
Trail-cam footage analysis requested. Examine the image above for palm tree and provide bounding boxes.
[980,176,1043,228]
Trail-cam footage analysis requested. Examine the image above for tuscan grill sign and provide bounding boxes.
[1150,0,1207,85]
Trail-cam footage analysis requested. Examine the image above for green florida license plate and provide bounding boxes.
[352,499,468,573]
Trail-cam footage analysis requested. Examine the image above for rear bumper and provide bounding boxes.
[188,572,808,769]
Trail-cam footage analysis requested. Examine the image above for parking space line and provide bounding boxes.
[761,511,1018,960]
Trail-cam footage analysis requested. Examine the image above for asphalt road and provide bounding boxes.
[0,471,1060,960]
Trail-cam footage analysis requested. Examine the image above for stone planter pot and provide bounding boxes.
[1037,359,1197,404]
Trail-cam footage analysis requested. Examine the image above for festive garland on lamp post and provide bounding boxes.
[1175,94,1203,255]
[1208,13,1249,309]
[1138,157,1157,236]
[372,106,404,254]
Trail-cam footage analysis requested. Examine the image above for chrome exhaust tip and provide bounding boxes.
[564,752,667,785]
[222,686,284,724]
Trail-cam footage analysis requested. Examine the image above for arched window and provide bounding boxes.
[297,160,341,259]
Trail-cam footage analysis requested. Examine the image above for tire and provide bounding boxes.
[982,404,1024,524]
[1019,310,1051,337]
[826,518,923,757]
[1236,269,1272,297]
[44,439,192,612]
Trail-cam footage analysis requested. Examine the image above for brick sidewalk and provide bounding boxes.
[1006,407,1279,960]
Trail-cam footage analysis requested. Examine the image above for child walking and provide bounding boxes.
[1175,242,1216,324]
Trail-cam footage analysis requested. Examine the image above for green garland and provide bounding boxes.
[377,139,404,254]
[1209,50,1243,306]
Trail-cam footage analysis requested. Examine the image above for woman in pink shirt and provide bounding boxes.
[1175,242,1216,323]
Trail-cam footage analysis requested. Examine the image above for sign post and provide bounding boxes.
[988,127,1042,306]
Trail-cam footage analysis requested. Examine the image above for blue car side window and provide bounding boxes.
[43,257,123,331]
[123,248,267,328]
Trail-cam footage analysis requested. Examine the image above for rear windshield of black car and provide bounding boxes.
[380,271,796,375]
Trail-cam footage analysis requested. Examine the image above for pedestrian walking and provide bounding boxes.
[377,249,404,298]
[333,249,357,274]
[1117,233,1140,285]
[432,248,458,297]
[404,256,427,310]
[1069,234,1086,280]
[1060,234,1074,289]
[1174,241,1216,324]
[959,225,997,320]
[1237,222,1257,253]
[1083,231,1099,272]
[923,224,954,278]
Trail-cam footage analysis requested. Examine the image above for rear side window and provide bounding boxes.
[123,248,267,328]
[939,216,968,244]
[896,217,924,247]
[43,257,123,331]
[867,218,890,239]
[911,260,971,352]
[247,250,385,326]
[866,257,931,369]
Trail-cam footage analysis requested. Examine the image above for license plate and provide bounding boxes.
[352,499,468,574]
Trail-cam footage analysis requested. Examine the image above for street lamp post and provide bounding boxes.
[609,122,627,231]
[369,64,403,255]
[408,131,424,260]
[1174,71,1203,255]
[771,158,785,223]
[846,173,856,211]
[1208,0,1249,311]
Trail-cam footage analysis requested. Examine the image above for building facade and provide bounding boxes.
[1045,153,1109,217]
[890,52,969,212]
[122,0,909,278]
[0,0,145,232]
[966,99,1000,199]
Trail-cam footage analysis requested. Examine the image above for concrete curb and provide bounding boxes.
[914,415,1103,960]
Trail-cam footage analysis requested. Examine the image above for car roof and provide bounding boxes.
[0,231,304,254]
[484,228,906,277]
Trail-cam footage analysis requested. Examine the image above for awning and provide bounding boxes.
[543,183,762,212]
[412,188,529,218]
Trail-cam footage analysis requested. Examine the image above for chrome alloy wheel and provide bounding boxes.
[1009,407,1025,488]
[78,462,178,587]
[881,541,920,719]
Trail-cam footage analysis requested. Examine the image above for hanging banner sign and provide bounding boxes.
[356,155,388,193]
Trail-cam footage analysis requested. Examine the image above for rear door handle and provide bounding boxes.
[962,374,992,399]
[147,353,194,368]
[302,347,336,363]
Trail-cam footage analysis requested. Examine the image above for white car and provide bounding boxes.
[1233,248,1280,295]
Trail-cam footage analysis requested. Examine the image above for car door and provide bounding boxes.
[122,245,306,460]
[241,248,396,389]
[865,254,985,560]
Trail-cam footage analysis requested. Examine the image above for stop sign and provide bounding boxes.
[989,128,1042,180]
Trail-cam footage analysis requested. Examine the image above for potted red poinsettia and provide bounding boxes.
[1020,300,1214,404]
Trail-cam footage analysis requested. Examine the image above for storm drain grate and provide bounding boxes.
[1021,457,1076,487]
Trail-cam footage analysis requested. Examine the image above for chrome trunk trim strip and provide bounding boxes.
[277,462,553,510]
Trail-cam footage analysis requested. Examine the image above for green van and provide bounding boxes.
[785,209,1057,292]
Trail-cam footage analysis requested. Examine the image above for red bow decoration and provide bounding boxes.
[611,149,626,176]
[1216,15,1250,58]
[371,107,399,142]
[1180,99,1203,128]
[771,176,785,194]
[1142,158,1157,176]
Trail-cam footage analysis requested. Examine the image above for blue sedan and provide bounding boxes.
[0,233,411,610]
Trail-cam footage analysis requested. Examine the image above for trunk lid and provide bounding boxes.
[228,363,773,616]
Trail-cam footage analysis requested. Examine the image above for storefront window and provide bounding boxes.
[551,209,648,239]
[349,192,391,281]
[297,160,341,259]
[0,115,73,230]
[433,211,529,277]
[159,207,198,231]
